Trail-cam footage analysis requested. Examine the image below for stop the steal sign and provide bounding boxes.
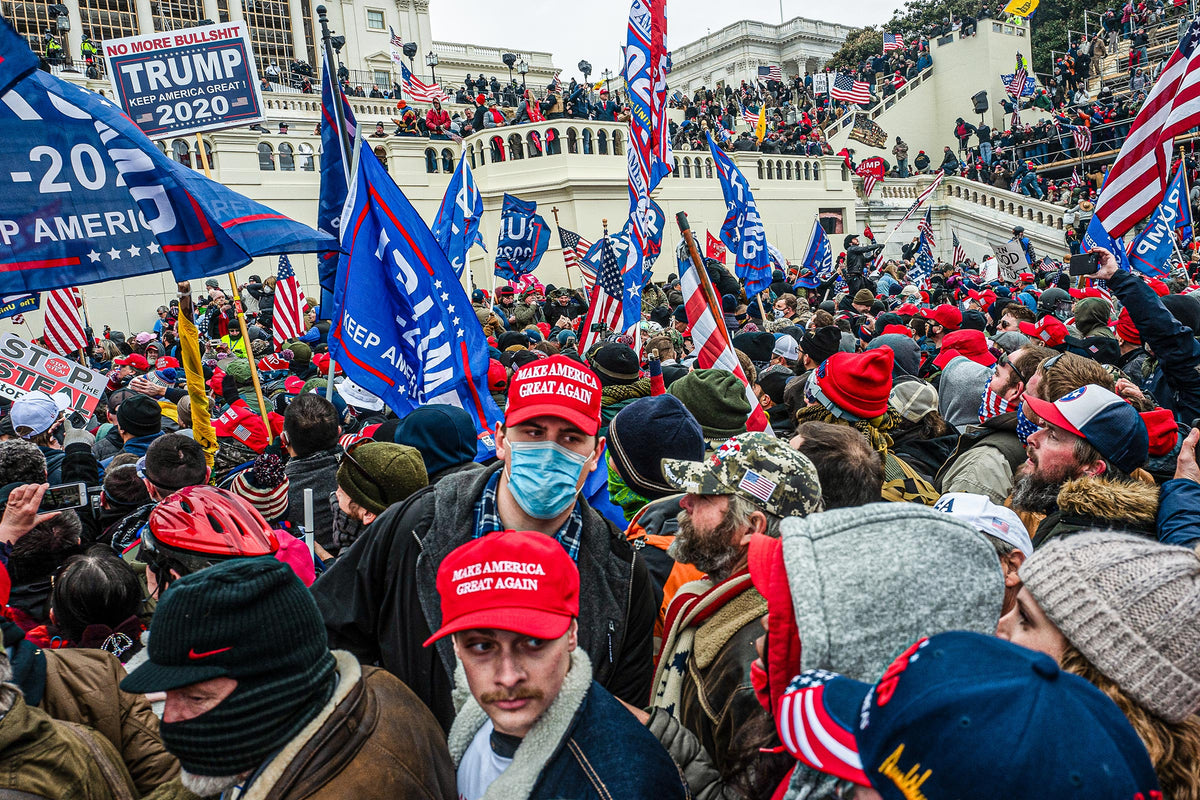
[0,334,108,417]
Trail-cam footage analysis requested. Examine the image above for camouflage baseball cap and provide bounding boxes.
[661,432,823,518]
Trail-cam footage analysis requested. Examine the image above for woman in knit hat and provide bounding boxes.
[793,349,940,505]
[997,531,1200,800]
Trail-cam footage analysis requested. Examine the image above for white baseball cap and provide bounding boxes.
[772,334,799,362]
[11,390,71,438]
[933,492,1033,557]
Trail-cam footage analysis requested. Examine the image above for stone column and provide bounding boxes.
[133,0,155,35]
[289,0,311,64]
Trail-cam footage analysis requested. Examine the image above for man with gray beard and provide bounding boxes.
[640,433,823,793]
[120,557,456,799]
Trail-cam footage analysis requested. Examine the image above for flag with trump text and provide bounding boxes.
[1095,19,1200,238]
[494,194,550,282]
[431,156,486,279]
[707,132,773,298]
[1129,163,1190,276]
[677,242,771,434]
[318,54,358,318]
[797,220,834,286]
[0,20,336,296]
[330,139,501,460]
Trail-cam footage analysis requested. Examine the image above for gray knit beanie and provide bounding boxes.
[1021,531,1200,723]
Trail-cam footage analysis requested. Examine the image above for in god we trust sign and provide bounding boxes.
[103,22,265,139]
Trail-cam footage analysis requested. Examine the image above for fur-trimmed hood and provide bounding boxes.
[1056,476,1160,528]
[448,650,593,800]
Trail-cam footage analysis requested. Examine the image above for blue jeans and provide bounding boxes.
[980,141,992,163]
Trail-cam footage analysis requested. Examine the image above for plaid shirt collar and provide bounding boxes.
[473,470,584,562]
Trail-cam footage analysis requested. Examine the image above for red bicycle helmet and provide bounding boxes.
[144,486,278,574]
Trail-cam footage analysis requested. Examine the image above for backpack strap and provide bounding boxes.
[53,721,135,800]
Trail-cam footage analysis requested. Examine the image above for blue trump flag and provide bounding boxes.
[706,133,772,299]
[431,156,486,279]
[1083,214,1130,273]
[494,194,550,281]
[318,55,358,318]
[795,219,833,289]
[0,18,335,294]
[1129,164,1189,277]
[330,139,500,460]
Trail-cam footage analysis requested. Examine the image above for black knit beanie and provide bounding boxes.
[121,557,336,776]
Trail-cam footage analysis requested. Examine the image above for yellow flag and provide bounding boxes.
[593,79,606,91]
[1003,0,1038,17]
[755,105,767,143]
[176,300,217,469]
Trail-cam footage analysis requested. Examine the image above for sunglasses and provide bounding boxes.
[1041,352,1065,373]
[997,352,1029,385]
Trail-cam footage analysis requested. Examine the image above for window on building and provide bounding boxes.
[245,0,302,80]
[171,140,192,168]
[819,209,844,235]
[278,142,295,171]
[154,0,203,32]
[79,0,139,45]
[373,70,390,88]
[258,142,275,170]
[424,148,437,173]
[365,8,384,29]
[374,145,388,172]
[441,148,455,172]
[297,142,315,171]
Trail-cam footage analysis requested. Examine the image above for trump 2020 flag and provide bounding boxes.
[0,19,336,294]
[318,54,358,319]
[796,219,833,288]
[494,194,550,282]
[1083,213,1130,273]
[431,156,486,278]
[330,139,500,459]
[706,132,772,298]
[1129,163,1192,277]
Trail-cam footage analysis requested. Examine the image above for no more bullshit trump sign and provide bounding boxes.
[103,22,265,139]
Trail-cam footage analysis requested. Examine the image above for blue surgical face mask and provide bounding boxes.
[506,440,590,520]
[1015,401,1041,445]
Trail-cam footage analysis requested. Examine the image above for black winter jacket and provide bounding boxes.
[312,462,658,732]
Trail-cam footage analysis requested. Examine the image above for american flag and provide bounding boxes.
[873,171,945,268]
[679,242,772,434]
[1072,124,1092,155]
[578,235,625,353]
[1007,64,1028,98]
[892,72,908,90]
[883,33,906,51]
[389,26,403,51]
[739,101,760,127]
[558,227,595,290]
[549,69,562,92]
[399,62,449,104]
[1095,20,1200,238]
[918,208,934,248]
[952,230,967,265]
[1069,167,1084,187]
[42,287,87,355]
[777,670,868,784]
[831,72,872,104]
[272,254,307,348]
[758,65,783,82]
[738,470,778,503]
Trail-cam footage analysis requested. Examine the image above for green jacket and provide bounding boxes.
[0,693,138,800]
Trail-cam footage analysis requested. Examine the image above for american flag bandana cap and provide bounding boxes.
[659,431,822,518]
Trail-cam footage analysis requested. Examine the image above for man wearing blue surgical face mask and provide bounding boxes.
[313,355,659,734]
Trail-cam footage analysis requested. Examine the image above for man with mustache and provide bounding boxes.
[428,530,687,800]
[645,433,823,787]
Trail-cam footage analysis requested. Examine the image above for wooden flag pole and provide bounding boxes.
[195,133,273,436]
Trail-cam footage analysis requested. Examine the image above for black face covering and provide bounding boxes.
[159,654,335,777]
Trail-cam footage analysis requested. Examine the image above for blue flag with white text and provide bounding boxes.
[330,139,500,460]
[706,133,772,298]
[795,220,833,288]
[431,156,486,278]
[1083,213,1131,273]
[0,22,336,294]
[318,56,358,319]
[494,194,550,282]
[1129,165,1190,276]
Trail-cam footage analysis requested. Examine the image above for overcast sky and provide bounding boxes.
[429,1,897,80]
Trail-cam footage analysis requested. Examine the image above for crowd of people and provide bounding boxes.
[1,218,1199,800]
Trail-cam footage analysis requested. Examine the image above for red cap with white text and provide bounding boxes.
[505,355,602,435]
[423,530,580,645]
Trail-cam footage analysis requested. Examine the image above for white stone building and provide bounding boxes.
[668,15,855,97]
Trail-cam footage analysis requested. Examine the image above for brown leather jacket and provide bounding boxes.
[39,647,179,796]
[144,651,456,800]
